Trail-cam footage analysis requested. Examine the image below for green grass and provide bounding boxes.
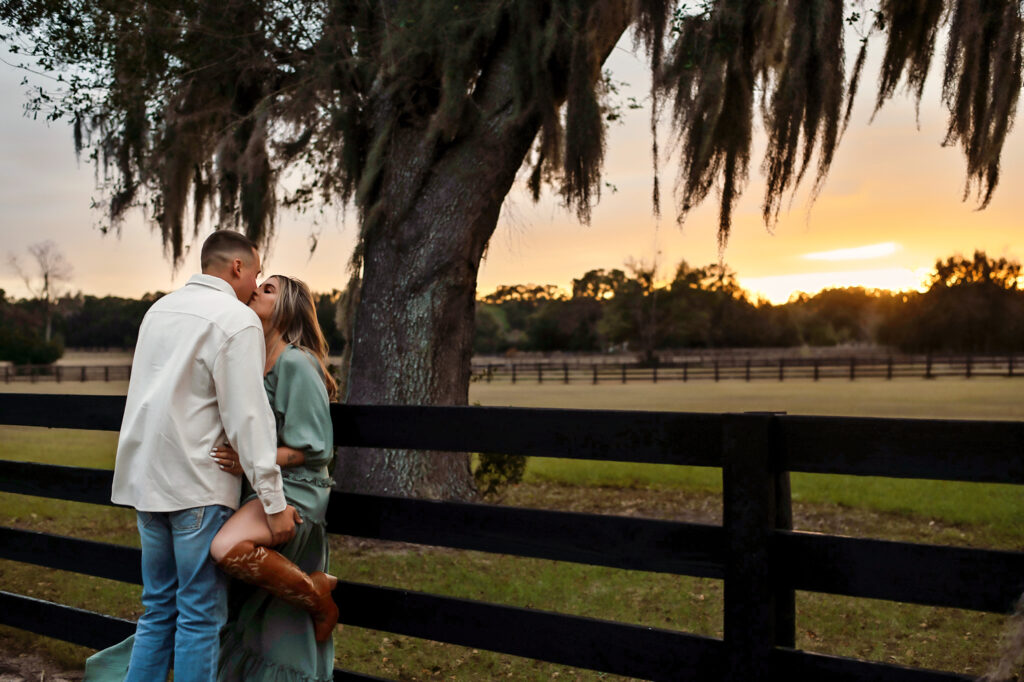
[520,460,1024,544]
[469,375,1024,420]
[471,378,1024,545]
[0,424,118,467]
[1,378,1022,677]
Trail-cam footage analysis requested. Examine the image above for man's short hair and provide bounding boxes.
[200,230,259,272]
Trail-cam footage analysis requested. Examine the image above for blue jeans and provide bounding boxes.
[125,505,233,682]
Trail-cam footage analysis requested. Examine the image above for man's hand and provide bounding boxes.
[266,505,302,545]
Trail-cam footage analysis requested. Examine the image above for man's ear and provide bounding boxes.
[230,258,244,278]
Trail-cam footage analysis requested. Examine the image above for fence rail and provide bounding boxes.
[1,393,1022,680]
[471,353,1020,383]
[0,364,132,383]
[2,353,1019,384]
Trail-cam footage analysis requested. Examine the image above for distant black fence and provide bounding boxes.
[2,394,1024,681]
[1,364,132,383]
[472,353,1021,383]
[3,353,1019,385]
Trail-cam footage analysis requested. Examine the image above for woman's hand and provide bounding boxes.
[277,446,305,468]
[211,444,243,476]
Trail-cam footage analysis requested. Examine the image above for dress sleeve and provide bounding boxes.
[273,349,334,468]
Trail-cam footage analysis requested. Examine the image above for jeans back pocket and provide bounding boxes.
[170,506,205,531]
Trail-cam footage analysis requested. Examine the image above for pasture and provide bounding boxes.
[1,378,1021,679]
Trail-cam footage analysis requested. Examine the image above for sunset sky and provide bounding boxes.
[2,32,1022,305]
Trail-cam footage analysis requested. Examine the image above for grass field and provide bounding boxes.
[1,377,1022,678]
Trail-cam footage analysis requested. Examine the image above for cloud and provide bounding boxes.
[802,242,901,262]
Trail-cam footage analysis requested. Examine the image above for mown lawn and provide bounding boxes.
[0,377,1021,678]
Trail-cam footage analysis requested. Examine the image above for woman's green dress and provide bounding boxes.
[216,345,336,682]
[84,345,335,682]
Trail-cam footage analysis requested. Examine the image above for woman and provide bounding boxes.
[85,275,338,681]
[210,274,339,681]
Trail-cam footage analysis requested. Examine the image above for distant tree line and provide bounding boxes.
[0,289,347,365]
[1,251,1021,365]
[475,251,1024,359]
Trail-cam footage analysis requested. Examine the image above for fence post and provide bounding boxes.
[849,357,856,381]
[1009,355,1015,378]
[538,364,543,384]
[652,365,658,384]
[621,363,626,384]
[683,362,688,382]
[714,361,719,382]
[592,365,598,385]
[965,355,972,379]
[104,366,110,382]
[925,354,933,379]
[887,356,893,380]
[812,360,819,381]
[722,413,791,680]
[563,362,569,384]
[56,366,61,383]
[745,360,751,382]
[778,358,784,382]
[512,364,517,384]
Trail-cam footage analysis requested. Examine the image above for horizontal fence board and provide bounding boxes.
[0,532,722,679]
[336,580,724,681]
[0,592,392,682]
[775,531,1024,614]
[0,532,720,675]
[0,493,726,581]
[333,404,723,465]
[0,393,125,430]
[0,585,722,680]
[329,492,725,577]
[0,461,116,506]
[0,527,141,584]
[0,590,980,682]
[0,469,941,604]
[4,396,1023,484]
[781,415,1024,483]
[0,591,136,650]
[772,648,972,682]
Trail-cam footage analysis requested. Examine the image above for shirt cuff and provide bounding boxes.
[258,488,287,515]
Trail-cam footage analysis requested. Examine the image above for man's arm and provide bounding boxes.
[212,326,292,540]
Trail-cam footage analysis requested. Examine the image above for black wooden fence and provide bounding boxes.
[1,364,132,383]
[1,393,1023,681]
[472,354,1021,384]
[4,353,1020,385]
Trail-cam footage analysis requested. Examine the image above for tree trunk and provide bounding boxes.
[337,62,540,499]
[336,2,633,499]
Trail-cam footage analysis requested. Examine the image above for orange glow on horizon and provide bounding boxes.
[739,267,933,305]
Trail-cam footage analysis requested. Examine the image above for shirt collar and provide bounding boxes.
[186,273,240,300]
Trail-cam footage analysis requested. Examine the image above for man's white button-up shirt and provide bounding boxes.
[112,274,286,514]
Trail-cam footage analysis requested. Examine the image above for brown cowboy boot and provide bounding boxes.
[217,540,339,642]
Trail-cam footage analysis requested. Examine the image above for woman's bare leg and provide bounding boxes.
[209,499,273,562]
[208,498,338,642]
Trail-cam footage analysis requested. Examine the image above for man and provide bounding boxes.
[111,230,299,681]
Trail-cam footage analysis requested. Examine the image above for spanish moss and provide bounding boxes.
[1,0,1021,264]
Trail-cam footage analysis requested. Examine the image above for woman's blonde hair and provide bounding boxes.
[268,275,338,401]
